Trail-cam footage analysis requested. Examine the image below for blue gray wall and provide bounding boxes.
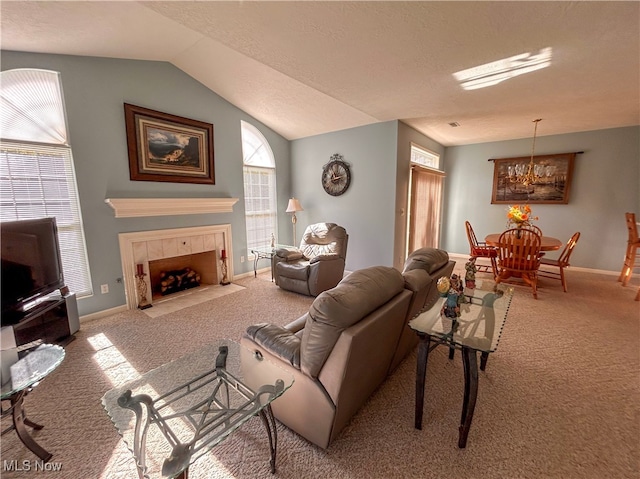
[442,126,640,272]
[1,51,292,315]
[291,120,639,275]
[291,122,399,271]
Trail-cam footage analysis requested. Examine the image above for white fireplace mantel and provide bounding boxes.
[105,198,239,218]
[119,224,233,309]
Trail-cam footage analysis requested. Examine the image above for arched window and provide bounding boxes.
[241,121,277,252]
[0,69,93,297]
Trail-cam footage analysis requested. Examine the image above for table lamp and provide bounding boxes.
[286,198,304,245]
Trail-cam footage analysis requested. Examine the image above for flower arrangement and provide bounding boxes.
[506,204,538,228]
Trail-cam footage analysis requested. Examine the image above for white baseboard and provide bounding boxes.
[80,304,128,324]
[234,268,270,280]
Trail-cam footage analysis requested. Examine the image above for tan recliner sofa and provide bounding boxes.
[240,248,454,449]
[272,222,348,296]
[390,247,456,371]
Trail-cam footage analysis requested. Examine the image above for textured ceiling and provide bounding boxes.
[1,1,639,145]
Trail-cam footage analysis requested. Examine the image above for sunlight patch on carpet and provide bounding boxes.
[88,333,141,386]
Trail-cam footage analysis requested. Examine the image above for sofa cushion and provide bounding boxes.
[246,323,301,368]
[300,266,405,378]
[403,248,449,274]
[277,261,310,280]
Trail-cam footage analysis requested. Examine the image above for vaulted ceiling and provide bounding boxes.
[2,1,639,145]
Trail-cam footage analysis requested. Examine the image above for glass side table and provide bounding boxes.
[102,339,293,479]
[250,244,297,280]
[409,282,514,448]
[1,343,66,462]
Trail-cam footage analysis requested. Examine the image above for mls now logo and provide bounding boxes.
[3,460,63,472]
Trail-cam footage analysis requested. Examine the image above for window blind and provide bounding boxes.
[241,121,277,251]
[0,141,93,297]
[1,69,93,297]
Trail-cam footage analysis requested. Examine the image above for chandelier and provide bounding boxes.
[509,118,542,187]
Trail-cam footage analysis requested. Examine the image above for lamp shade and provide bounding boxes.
[286,198,304,213]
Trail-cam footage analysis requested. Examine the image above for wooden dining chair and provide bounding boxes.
[522,224,543,237]
[465,221,498,278]
[618,212,640,287]
[521,224,545,257]
[538,232,580,292]
[495,228,542,299]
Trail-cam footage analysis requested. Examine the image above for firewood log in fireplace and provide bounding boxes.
[159,268,201,296]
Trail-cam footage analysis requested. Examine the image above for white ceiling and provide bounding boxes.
[2,1,639,146]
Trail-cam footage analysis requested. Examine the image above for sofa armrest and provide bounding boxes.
[245,323,301,368]
[284,314,308,334]
[402,269,430,293]
[275,248,305,261]
[309,253,340,264]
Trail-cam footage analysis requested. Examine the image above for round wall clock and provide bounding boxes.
[322,154,351,196]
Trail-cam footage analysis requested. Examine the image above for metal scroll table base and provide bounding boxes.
[116,346,283,479]
[414,332,489,449]
[1,387,53,462]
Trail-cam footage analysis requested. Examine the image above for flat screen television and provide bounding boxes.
[1,217,65,322]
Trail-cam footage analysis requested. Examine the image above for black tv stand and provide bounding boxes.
[11,294,79,347]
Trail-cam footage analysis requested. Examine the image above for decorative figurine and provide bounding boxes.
[465,257,477,289]
[135,264,152,310]
[437,276,451,296]
[441,273,464,319]
[270,233,275,248]
[219,249,230,286]
[450,273,464,294]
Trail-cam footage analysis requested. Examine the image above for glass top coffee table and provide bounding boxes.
[409,282,514,448]
[1,343,65,462]
[250,244,296,280]
[102,339,293,479]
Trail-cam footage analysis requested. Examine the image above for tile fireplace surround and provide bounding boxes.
[107,197,238,310]
[118,224,233,310]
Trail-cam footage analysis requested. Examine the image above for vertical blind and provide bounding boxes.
[0,69,93,297]
[408,165,445,251]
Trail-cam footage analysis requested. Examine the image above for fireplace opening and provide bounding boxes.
[148,251,218,301]
[158,268,201,296]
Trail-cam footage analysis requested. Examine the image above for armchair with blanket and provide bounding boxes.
[272,222,348,296]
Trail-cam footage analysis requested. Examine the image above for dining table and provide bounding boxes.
[485,233,562,251]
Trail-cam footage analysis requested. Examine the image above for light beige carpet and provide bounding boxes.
[1,268,638,479]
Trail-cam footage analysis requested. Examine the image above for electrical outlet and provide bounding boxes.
[240,255,245,263]
[101,284,109,294]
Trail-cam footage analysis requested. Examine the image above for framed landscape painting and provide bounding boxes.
[124,103,215,184]
[490,152,577,204]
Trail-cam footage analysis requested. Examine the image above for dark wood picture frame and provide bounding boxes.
[124,103,215,184]
[490,152,577,204]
